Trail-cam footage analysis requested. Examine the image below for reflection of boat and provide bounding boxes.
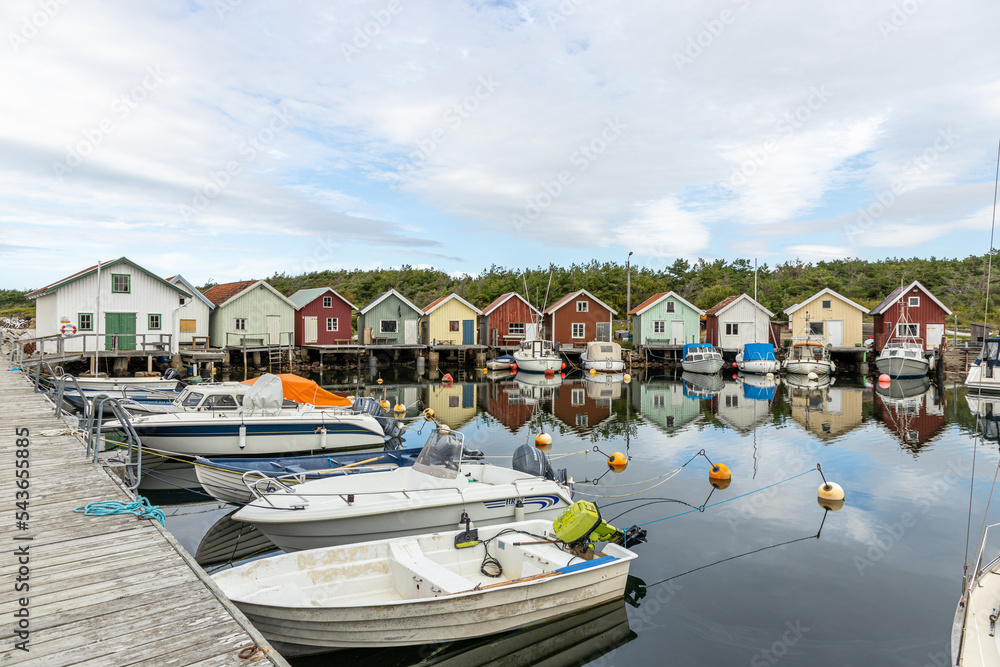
[195,509,275,567]
[783,373,832,389]
[783,339,835,375]
[874,376,930,399]
[738,372,778,399]
[212,519,637,651]
[584,374,623,402]
[713,377,774,433]
[872,379,943,451]
[680,343,724,374]
[965,394,1000,442]
[580,341,624,373]
[965,337,1000,392]
[512,339,563,374]
[484,368,516,382]
[515,371,563,389]
[486,354,516,370]
[735,343,780,375]
[681,371,723,399]
[232,429,573,552]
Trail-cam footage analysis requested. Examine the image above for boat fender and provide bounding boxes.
[807,372,818,381]
[544,369,555,377]
[320,426,327,449]
[238,424,246,450]
[514,498,525,522]
[379,399,390,412]
[561,363,566,370]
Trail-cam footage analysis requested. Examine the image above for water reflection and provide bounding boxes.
[635,376,701,435]
[707,375,777,434]
[967,394,1000,443]
[873,378,946,452]
[552,378,616,433]
[788,383,866,443]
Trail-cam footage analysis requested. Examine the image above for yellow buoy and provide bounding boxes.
[481,368,487,374]
[393,403,406,414]
[818,496,845,512]
[711,476,732,490]
[534,433,553,449]
[818,481,845,501]
[380,399,391,412]
[709,463,731,481]
[423,407,435,421]
[623,373,631,383]
[607,451,628,471]
[589,368,597,377]
[377,378,383,385]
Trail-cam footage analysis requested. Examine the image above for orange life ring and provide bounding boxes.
[60,324,77,335]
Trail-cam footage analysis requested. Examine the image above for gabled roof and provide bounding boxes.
[482,292,540,316]
[25,257,191,300]
[706,294,774,318]
[168,274,215,311]
[358,288,423,316]
[868,280,952,316]
[544,289,618,316]
[785,288,867,316]
[203,280,299,310]
[629,291,703,316]
[288,287,357,310]
[422,293,482,316]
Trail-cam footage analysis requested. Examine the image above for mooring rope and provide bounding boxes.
[74,495,166,526]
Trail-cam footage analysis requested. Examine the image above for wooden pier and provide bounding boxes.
[0,366,290,666]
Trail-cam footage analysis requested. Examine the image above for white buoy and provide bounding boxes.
[807,371,818,381]
[766,372,774,379]
[818,481,845,501]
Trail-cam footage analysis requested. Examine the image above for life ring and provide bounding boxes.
[60,324,77,335]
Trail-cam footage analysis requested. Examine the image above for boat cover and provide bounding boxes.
[241,374,285,416]
[976,338,1000,368]
[742,382,775,401]
[243,373,352,407]
[740,343,777,361]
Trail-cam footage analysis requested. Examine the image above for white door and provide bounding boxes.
[266,315,281,345]
[304,316,318,344]
[926,323,944,350]
[671,321,685,345]
[826,320,843,347]
[404,319,417,345]
[525,323,538,340]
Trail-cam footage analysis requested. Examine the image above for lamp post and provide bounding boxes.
[626,251,633,335]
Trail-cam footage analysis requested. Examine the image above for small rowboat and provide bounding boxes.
[212,519,637,651]
[486,354,516,370]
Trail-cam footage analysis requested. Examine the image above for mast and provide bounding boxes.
[753,259,758,343]
[95,259,101,375]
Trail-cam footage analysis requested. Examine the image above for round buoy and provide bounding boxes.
[711,476,732,490]
[535,432,553,450]
[818,481,845,501]
[544,368,555,377]
[807,371,818,381]
[733,362,739,368]
[709,463,732,481]
[560,372,566,379]
[878,373,890,383]
[481,368,487,374]
[422,407,435,421]
[607,452,628,471]
[818,496,845,512]
[379,399,391,412]
[561,363,566,370]
[393,403,406,414]
[623,373,631,383]
[589,368,597,377]
[377,378,383,385]
[442,373,453,384]
[509,363,516,371]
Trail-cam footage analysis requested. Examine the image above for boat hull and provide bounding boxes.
[681,358,723,374]
[783,360,834,375]
[965,365,1000,393]
[874,355,928,379]
[737,360,779,375]
[512,354,562,373]
[581,358,625,372]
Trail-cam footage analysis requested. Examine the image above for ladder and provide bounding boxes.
[268,346,283,371]
[457,349,467,365]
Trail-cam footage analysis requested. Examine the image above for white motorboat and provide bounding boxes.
[965,337,1000,393]
[512,339,563,374]
[580,341,624,373]
[953,523,1000,665]
[486,354,516,370]
[783,340,835,375]
[106,375,387,458]
[232,428,573,552]
[680,343,724,374]
[735,343,780,375]
[212,517,638,650]
[874,340,929,378]
[62,371,183,393]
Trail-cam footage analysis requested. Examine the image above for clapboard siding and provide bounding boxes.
[210,284,295,348]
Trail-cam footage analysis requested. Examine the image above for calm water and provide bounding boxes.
[149,368,999,667]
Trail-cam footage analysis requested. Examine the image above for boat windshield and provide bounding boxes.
[976,339,1000,366]
[181,391,203,407]
[412,428,465,479]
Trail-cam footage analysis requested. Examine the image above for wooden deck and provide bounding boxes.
[0,366,290,666]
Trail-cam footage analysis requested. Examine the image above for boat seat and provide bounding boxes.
[389,542,472,595]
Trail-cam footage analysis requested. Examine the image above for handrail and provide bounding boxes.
[87,396,143,491]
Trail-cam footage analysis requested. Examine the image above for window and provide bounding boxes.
[897,323,919,337]
[653,321,666,334]
[449,395,459,408]
[666,415,675,427]
[112,274,130,293]
[666,301,675,313]
[653,394,665,408]
[323,295,333,308]
[726,394,739,408]
[575,414,588,427]
[380,320,397,333]
[234,318,247,330]
[205,395,238,409]
[326,317,337,332]
[571,388,585,406]
[809,322,824,335]
[182,392,204,407]
[572,323,585,339]
[908,296,920,307]
[148,314,161,330]
[78,313,93,331]
[821,299,832,309]
[508,322,525,336]
[726,323,739,335]
[576,301,588,313]
[449,321,460,332]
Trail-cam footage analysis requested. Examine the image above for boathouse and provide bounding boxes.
[542,289,617,352]
[784,288,868,349]
[356,288,423,346]
[289,287,356,346]
[422,293,482,347]
[480,292,541,348]
[628,291,703,351]
[704,294,778,352]
[167,274,214,348]
[203,280,297,349]
[25,257,191,355]
[869,280,951,351]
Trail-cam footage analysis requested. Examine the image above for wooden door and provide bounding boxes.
[105,312,136,350]
[304,316,318,344]
[267,315,281,345]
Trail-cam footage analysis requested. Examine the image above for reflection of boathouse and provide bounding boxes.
[424,382,478,431]
[788,385,864,442]
[551,379,614,433]
[479,379,534,433]
[872,379,945,453]
[709,379,774,434]
[632,379,701,435]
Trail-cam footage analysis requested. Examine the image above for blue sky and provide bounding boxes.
[2,0,998,289]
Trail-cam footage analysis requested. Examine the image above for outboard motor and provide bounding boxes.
[353,396,406,439]
[512,443,557,480]
[162,368,181,381]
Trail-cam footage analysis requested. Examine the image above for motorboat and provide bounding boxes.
[874,340,929,379]
[59,370,183,393]
[512,339,563,374]
[680,343,724,374]
[105,375,387,458]
[580,341,624,373]
[195,509,276,568]
[735,343,780,375]
[782,339,835,375]
[231,428,573,552]
[212,518,638,650]
[194,447,426,505]
[486,354,516,371]
[953,524,1000,665]
[965,337,1000,393]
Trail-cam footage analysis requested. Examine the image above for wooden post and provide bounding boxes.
[147,356,153,373]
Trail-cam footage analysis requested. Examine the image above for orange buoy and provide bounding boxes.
[561,362,566,370]
[544,368,555,377]
[589,368,597,377]
[878,373,890,383]
[442,373,453,383]
[535,433,553,451]
[607,452,628,471]
[393,403,406,414]
[379,399,391,412]
[709,463,731,481]
[560,372,566,379]
[711,476,732,490]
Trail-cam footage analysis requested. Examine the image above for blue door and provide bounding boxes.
[462,320,474,345]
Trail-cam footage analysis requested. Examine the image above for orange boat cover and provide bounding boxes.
[242,374,352,407]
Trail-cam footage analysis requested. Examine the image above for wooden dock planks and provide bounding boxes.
[0,366,290,667]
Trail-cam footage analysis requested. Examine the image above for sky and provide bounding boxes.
[2,0,999,290]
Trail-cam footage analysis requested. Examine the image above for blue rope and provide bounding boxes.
[636,467,820,528]
[74,495,166,526]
